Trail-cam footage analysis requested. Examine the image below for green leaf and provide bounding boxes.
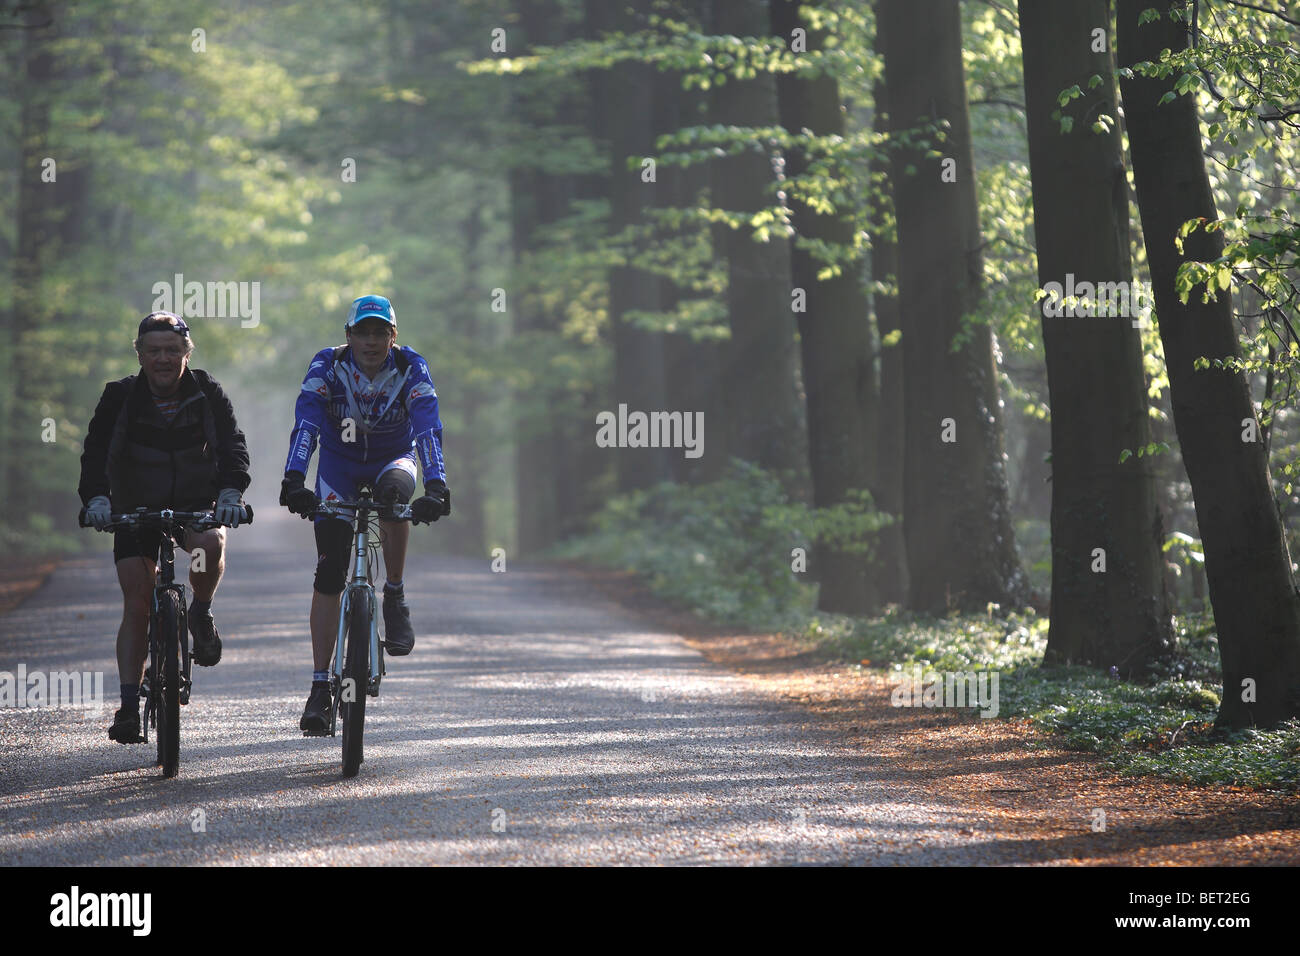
[1057,84,1082,107]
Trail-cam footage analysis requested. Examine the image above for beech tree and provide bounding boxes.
[869,23,908,606]
[1118,0,1300,726]
[1019,0,1171,676]
[708,0,804,481]
[589,0,670,492]
[509,0,589,553]
[771,0,879,612]
[879,0,1028,613]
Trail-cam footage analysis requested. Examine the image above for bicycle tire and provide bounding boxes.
[340,593,370,777]
[150,633,161,762]
[155,589,182,778]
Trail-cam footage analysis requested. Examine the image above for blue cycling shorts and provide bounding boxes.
[314,450,417,524]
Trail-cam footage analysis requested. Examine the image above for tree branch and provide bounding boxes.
[1214,0,1300,28]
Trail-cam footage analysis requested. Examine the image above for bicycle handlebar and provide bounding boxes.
[79,504,254,531]
[307,498,415,522]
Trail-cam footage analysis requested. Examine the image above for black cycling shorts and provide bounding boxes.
[113,525,220,564]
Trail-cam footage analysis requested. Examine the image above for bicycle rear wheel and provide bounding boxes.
[340,593,370,777]
[155,589,182,778]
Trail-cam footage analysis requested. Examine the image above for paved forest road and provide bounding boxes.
[1,510,990,866]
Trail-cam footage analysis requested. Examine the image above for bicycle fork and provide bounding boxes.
[332,526,383,701]
[143,582,193,735]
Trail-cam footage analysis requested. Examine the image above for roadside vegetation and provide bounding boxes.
[560,468,1300,792]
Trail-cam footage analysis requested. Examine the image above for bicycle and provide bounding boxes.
[80,504,253,777]
[303,485,417,778]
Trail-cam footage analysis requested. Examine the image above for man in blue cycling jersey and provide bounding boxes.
[280,294,449,734]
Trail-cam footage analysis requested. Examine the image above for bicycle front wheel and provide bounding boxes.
[155,589,182,778]
[340,593,370,777]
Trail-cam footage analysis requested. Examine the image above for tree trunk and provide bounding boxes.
[1019,0,1171,676]
[1118,0,1300,725]
[878,0,1028,613]
[590,0,670,492]
[509,163,557,555]
[510,0,576,555]
[708,0,805,483]
[656,49,727,486]
[8,0,81,538]
[405,19,490,557]
[869,28,908,606]
[448,191,490,555]
[771,0,878,613]
[8,0,57,537]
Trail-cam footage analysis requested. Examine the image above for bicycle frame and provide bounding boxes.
[136,514,192,743]
[82,503,251,770]
[150,515,193,708]
[332,507,383,703]
[298,494,415,772]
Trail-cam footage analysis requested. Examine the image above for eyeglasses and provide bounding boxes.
[348,325,394,340]
[141,346,188,360]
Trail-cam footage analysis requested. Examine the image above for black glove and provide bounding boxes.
[411,480,449,524]
[280,471,319,517]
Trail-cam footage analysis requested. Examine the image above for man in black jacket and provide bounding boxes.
[79,311,251,744]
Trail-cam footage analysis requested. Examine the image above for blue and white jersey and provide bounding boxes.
[285,344,446,483]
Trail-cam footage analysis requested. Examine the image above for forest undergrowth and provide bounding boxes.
[558,464,1300,792]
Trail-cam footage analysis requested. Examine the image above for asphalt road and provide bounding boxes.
[0,508,988,865]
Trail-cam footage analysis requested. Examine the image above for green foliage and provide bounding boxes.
[813,606,1048,674]
[0,0,526,553]
[1118,441,1172,463]
[1014,518,1051,596]
[1120,720,1300,788]
[1007,665,1300,790]
[826,605,1295,789]
[1124,1,1300,530]
[557,460,893,629]
[1000,666,1219,751]
[1163,529,1204,568]
[848,607,1299,789]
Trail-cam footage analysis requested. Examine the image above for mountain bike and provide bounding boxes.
[305,486,416,777]
[80,505,253,777]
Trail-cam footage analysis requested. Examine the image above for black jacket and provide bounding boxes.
[79,368,251,511]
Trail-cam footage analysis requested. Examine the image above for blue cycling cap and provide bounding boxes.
[346,294,397,329]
